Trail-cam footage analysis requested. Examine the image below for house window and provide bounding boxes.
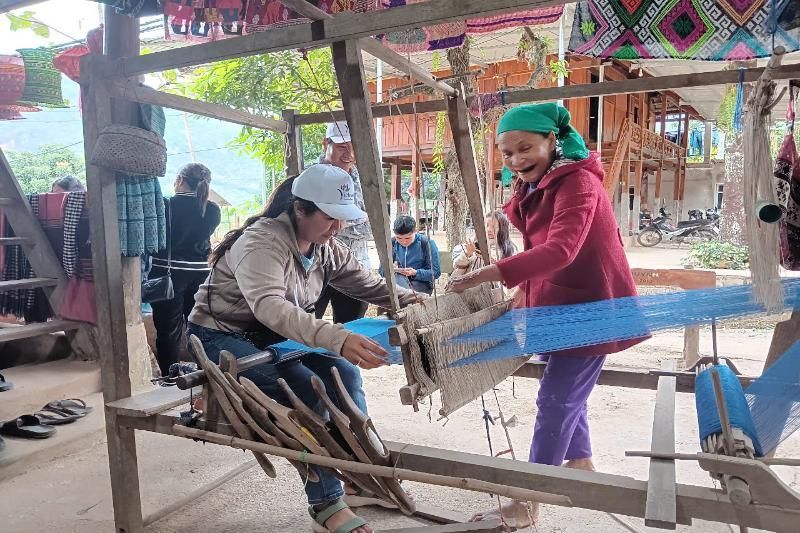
[716,184,724,209]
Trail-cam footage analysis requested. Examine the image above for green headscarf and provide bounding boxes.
[497,103,589,161]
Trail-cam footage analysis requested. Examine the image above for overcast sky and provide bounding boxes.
[1,1,104,54]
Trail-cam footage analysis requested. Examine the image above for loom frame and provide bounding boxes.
[67,3,800,532]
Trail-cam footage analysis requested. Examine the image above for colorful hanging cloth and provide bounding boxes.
[16,48,66,108]
[53,45,91,82]
[241,0,560,51]
[569,0,800,60]
[378,0,562,53]
[0,55,27,106]
[774,83,800,271]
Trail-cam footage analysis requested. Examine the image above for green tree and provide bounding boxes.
[6,144,85,195]
[171,49,339,196]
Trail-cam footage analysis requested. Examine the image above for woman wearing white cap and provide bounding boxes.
[188,165,416,533]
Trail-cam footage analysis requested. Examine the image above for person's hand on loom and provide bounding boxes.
[341,333,389,369]
[446,264,502,293]
[397,267,417,277]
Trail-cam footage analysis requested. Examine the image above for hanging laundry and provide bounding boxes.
[688,128,703,156]
[59,191,96,325]
[569,0,800,60]
[117,175,167,257]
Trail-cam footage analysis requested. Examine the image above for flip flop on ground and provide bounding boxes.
[0,415,56,439]
[34,408,84,425]
[42,398,93,417]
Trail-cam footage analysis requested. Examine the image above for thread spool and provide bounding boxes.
[695,364,763,456]
[755,201,783,223]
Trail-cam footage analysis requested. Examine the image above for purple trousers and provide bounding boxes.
[529,355,606,466]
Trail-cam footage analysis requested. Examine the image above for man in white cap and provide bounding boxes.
[315,120,374,324]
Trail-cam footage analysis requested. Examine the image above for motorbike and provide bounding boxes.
[637,208,718,247]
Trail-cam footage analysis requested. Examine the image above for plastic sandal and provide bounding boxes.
[309,499,368,533]
[0,372,12,392]
[33,408,83,426]
[0,415,56,439]
[42,398,93,417]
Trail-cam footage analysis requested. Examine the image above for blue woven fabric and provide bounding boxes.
[271,318,402,365]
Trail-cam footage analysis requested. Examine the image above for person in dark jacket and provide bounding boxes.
[379,215,441,294]
[151,163,221,376]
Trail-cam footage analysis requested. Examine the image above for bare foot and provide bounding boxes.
[322,506,372,533]
[470,499,539,529]
[564,457,596,471]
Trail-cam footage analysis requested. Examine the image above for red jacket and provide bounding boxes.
[496,153,645,357]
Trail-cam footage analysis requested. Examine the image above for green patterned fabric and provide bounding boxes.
[497,103,589,161]
[17,48,66,108]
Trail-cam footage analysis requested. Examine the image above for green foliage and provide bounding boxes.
[716,86,737,136]
[175,49,338,176]
[5,12,49,37]
[549,59,569,82]
[6,144,85,195]
[687,241,749,270]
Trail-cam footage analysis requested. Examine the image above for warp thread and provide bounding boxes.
[448,279,800,367]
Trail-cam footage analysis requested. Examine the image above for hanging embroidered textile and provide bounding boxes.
[16,48,66,108]
[241,0,560,51]
[774,83,800,271]
[569,0,800,60]
[378,0,562,53]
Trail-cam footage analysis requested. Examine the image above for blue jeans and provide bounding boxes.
[187,322,368,505]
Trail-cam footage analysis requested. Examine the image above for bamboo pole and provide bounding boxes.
[172,425,573,506]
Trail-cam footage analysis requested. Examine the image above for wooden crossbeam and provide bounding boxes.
[384,441,800,531]
[110,80,289,133]
[295,63,800,125]
[100,0,560,79]
[279,0,456,97]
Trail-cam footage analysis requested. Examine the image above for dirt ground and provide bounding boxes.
[1,315,798,532]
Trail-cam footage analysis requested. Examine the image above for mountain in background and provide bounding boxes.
[0,77,283,206]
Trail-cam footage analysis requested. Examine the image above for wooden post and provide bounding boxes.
[446,84,490,264]
[645,360,677,528]
[703,120,712,164]
[331,39,399,310]
[282,108,303,176]
[80,61,145,533]
[656,93,667,202]
[485,129,496,211]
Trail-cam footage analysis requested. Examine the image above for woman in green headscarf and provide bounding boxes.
[449,103,641,528]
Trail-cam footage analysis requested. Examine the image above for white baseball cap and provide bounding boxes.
[291,165,367,221]
[325,121,351,144]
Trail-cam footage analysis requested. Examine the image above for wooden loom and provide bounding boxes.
[65,2,800,532]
